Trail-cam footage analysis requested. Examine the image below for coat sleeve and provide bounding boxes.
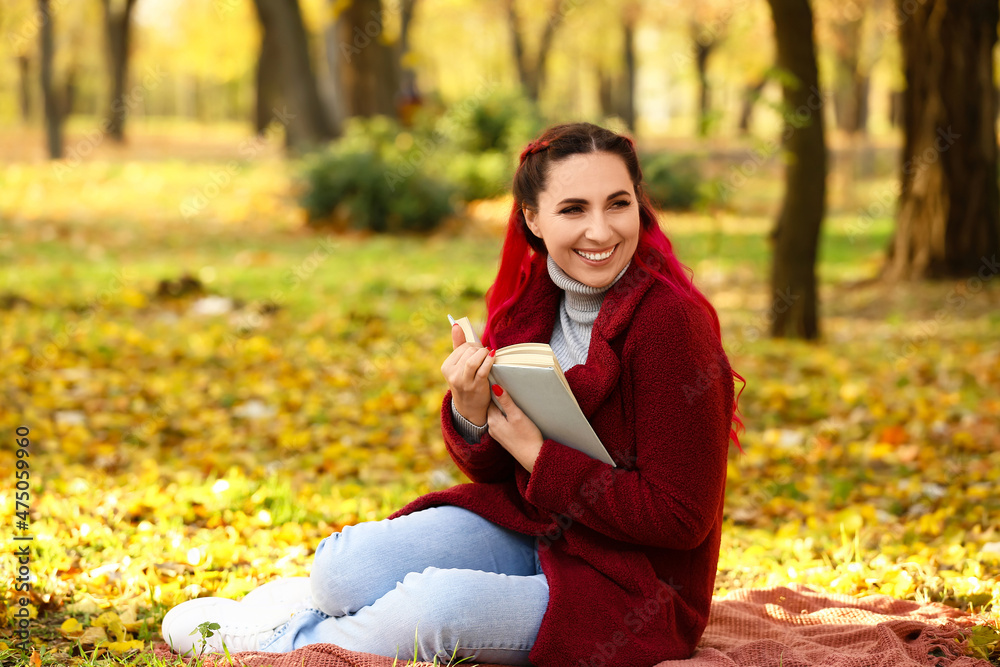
[523,296,733,550]
[440,389,516,483]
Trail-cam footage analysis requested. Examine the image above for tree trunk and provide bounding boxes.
[884,0,1000,280]
[395,0,421,125]
[689,19,722,137]
[505,0,568,102]
[693,36,713,137]
[328,0,399,121]
[765,0,827,340]
[254,17,282,135]
[321,18,348,134]
[64,64,77,119]
[17,55,32,123]
[620,4,638,133]
[252,0,336,152]
[888,89,903,128]
[597,65,614,118]
[738,77,767,134]
[39,0,62,159]
[101,0,138,143]
[830,11,867,135]
[851,72,869,135]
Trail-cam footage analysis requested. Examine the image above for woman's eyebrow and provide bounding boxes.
[556,190,631,206]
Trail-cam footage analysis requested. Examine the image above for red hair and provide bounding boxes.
[482,122,745,452]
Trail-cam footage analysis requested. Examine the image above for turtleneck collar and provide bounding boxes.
[546,254,631,324]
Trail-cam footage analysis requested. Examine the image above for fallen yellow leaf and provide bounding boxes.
[78,626,108,648]
[92,611,127,642]
[60,617,84,638]
[107,639,144,655]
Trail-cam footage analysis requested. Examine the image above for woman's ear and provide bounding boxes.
[522,207,541,239]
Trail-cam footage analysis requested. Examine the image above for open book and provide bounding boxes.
[449,315,616,467]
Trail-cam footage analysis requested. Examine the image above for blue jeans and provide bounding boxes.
[261,505,548,665]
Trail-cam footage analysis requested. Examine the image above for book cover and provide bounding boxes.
[449,315,616,467]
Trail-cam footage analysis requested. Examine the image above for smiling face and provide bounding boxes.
[522,151,641,289]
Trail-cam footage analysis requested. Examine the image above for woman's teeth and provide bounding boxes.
[575,246,615,261]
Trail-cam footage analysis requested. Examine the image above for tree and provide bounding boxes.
[690,16,725,137]
[619,1,639,132]
[504,0,571,103]
[39,0,62,159]
[737,77,767,134]
[254,15,282,135]
[252,0,336,151]
[828,4,869,135]
[325,0,400,121]
[100,0,138,142]
[814,0,888,137]
[765,0,827,339]
[395,0,421,125]
[17,55,32,123]
[595,1,639,131]
[884,0,1000,280]
[4,0,39,124]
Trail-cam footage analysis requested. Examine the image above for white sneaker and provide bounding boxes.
[161,597,287,656]
[241,576,316,624]
[240,576,313,612]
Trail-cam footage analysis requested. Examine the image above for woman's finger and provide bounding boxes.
[475,348,496,381]
[451,323,467,350]
[456,345,490,385]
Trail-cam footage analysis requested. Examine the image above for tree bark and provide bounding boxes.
[888,89,903,128]
[252,0,336,152]
[254,17,282,135]
[884,0,1000,280]
[765,0,827,340]
[328,0,399,120]
[39,0,62,159]
[101,0,138,143]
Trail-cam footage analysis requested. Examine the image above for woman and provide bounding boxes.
[162,121,743,666]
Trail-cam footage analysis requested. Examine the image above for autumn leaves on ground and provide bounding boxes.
[1,135,999,666]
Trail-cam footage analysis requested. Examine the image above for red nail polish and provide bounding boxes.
[492,384,503,397]
[489,348,496,357]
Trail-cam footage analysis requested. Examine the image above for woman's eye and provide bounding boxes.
[561,201,629,214]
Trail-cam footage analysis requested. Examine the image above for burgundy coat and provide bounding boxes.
[390,246,735,667]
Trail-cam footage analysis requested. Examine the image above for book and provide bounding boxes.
[449,314,617,467]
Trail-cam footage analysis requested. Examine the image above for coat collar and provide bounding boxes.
[490,247,659,417]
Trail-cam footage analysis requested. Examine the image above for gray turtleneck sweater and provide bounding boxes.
[450,254,631,443]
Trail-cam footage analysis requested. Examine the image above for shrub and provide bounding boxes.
[433,149,512,202]
[638,151,704,211]
[431,89,547,154]
[299,118,456,234]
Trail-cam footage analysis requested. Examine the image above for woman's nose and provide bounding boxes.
[584,213,614,244]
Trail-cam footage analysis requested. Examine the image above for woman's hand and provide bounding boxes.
[441,324,496,427]
[488,385,544,473]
